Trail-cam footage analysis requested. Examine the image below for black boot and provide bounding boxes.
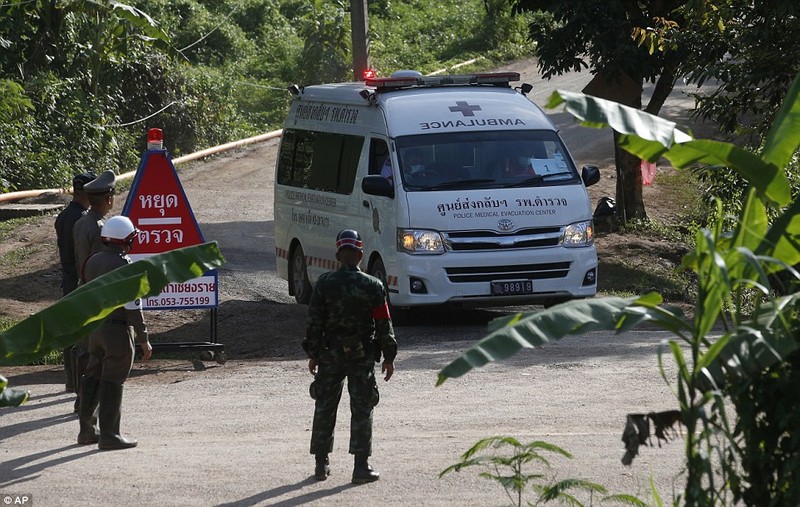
[352,454,379,484]
[76,376,100,445]
[72,349,90,413]
[64,346,75,393]
[314,455,331,481]
[98,381,137,450]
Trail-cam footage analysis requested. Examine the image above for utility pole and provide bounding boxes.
[350,0,370,80]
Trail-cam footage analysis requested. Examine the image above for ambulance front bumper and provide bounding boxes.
[388,246,597,307]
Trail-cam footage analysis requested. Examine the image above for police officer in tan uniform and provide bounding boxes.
[70,170,116,412]
[73,170,116,278]
[77,216,152,450]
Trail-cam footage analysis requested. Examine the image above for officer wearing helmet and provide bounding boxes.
[302,229,398,484]
[77,215,152,450]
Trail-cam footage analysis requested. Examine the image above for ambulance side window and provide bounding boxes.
[276,129,298,185]
[337,135,362,193]
[369,139,390,178]
[277,128,363,194]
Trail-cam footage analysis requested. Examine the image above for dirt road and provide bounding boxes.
[0,59,704,505]
[2,330,684,506]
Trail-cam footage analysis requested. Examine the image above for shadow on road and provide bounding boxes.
[216,478,357,507]
[0,444,97,489]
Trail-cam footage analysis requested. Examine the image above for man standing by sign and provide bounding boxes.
[302,229,397,484]
[73,170,117,280]
[77,216,152,450]
[70,169,116,412]
[55,171,96,393]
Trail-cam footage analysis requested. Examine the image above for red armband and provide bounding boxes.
[371,303,391,320]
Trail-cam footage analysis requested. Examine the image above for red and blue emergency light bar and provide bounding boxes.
[365,72,521,91]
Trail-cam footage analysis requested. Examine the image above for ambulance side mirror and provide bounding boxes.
[362,175,395,198]
[581,165,600,187]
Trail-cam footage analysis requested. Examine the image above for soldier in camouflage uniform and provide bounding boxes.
[302,229,398,484]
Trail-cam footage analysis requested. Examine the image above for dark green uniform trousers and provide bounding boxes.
[310,347,379,457]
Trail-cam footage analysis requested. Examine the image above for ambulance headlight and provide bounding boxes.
[397,229,445,254]
[562,220,594,247]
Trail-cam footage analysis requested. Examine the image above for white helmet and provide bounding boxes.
[101,216,139,245]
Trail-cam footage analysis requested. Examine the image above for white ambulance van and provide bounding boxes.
[274,71,600,310]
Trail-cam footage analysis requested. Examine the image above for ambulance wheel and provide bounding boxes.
[199,350,214,361]
[215,352,227,365]
[369,258,388,290]
[291,245,313,304]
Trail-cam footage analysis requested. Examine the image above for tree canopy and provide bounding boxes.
[518,0,800,223]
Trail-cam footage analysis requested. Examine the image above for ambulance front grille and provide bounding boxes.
[443,227,562,251]
[444,262,571,283]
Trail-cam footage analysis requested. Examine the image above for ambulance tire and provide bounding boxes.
[291,245,313,304]
[369,258,409,325]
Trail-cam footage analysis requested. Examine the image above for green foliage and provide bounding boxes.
[0,317,15,333]
[294,0,350,84]
[728,349,800,504]
[0,79,32,122]
[369,0,534,75]
[440,436,628,506]
[0,0,531,193]
[438,72,800,505]
[678,1,800,139]
[522,0,676,82]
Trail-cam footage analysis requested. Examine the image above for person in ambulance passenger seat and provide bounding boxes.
[490,143,538,180]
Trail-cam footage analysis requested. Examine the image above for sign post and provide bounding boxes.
[122,128,225,363]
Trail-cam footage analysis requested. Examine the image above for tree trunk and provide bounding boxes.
[583,72,647,222]
[645,63,677,115]
[614,132,646,222]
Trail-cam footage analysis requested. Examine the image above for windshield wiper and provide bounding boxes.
[507,175,545,187]
[426,178,497,190]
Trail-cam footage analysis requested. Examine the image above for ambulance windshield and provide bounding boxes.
[396,130,578,191]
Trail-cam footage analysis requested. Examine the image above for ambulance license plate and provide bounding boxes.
[491,280,533,296]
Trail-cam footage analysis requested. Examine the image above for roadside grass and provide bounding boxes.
[0,316,15,332]
[0,216,41,242]
[1,245,40,269]
[597,169,705,307]
[598,247,694,303]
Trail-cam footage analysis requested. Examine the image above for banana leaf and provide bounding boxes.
[761,70,800,170]
[700,294,800,390]
[437,295,655,386]
[0,242,225,365]
[546,90,792,208]
[0,374,29,407]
